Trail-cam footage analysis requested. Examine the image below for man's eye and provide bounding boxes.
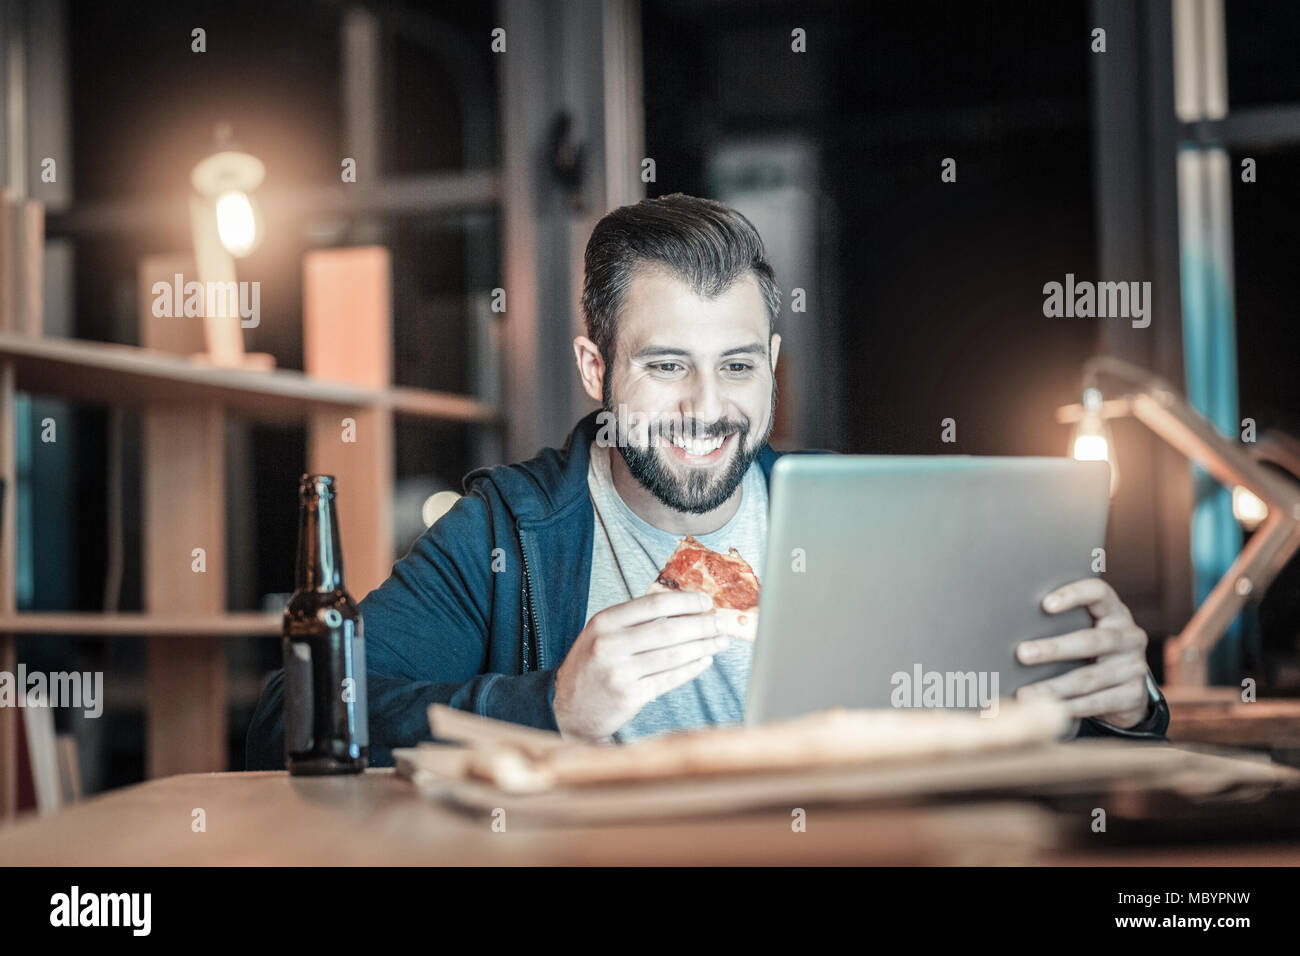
[724,363,754,374]
[651,362,683,373]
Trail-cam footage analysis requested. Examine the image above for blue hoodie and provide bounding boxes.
[245,409,1168,769]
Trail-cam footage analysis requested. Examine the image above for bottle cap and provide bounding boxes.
[299,474,336,497]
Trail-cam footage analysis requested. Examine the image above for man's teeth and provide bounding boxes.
[671,434,726,455]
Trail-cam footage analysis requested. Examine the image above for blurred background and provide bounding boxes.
[1,0,1298,809]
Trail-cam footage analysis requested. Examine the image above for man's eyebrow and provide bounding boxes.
[631,346,690,359]
[631,342,767,360]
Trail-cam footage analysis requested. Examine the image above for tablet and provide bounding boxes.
[745,455,1110,725]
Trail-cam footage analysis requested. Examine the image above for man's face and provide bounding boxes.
[602,267,779,514]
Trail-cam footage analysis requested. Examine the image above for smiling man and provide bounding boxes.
[246,193,1168,769]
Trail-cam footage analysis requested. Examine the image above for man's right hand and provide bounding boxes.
[553,589,730,742]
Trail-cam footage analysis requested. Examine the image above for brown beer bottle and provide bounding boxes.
[283,474,368,774]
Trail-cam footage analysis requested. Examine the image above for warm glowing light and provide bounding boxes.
[1072,434,1109,462]
[1070,387,1119,495]
[422,491,462,528]
[215,190,260,257]
[191,140,265,258]
[1232,485,1268,531]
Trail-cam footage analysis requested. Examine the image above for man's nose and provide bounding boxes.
[683,373,724,432]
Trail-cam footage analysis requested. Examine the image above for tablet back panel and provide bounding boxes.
[745,455,1111,725]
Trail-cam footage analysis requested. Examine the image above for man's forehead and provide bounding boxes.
[617,268,769,357]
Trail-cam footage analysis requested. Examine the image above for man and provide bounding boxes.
[246,193,1168,769]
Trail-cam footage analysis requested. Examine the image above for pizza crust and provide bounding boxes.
[714,604,759,642]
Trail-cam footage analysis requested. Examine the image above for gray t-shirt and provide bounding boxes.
[584,441,768,742]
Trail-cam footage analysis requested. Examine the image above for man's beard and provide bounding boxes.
[602,378,776,515]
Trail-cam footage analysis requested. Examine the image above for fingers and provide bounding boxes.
[1017,656,1150,701]
[630,634,732,678]
[1017,624,1147,664]
[638,654,717,699]
[1033,680,1149,723]
[1043,578,1131,622]
[617,613,725,655]
[597,589,713,630]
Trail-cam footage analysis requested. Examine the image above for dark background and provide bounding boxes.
[22,0,1300,784]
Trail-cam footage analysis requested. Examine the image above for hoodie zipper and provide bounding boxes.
[520,573,533,672]
[518,528,544,671]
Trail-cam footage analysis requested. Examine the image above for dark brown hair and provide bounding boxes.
[581,193,781,368]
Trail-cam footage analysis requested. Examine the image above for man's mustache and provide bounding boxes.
[648,419,748,444]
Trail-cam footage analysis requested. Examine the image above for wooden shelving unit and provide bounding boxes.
[0,332,497,424]
[0,612,281,637]
[0,321,500,814]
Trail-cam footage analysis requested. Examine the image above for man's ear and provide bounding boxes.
[573,336,606,403]
[769,333,782,373]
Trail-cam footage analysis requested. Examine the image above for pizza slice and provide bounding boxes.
[645,535,761,641]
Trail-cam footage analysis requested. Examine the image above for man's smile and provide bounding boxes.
[662,431,736,466]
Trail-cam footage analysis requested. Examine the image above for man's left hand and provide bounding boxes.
[1015,578,1151,729]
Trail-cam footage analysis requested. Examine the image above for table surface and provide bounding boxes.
[3,764,1300,865]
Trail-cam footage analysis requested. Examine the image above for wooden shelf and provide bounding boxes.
[0,612,281,637]
[0,333,498,425]
[107,675,271,710]
[389,384,495,421]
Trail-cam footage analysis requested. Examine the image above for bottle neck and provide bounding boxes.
[296,485,344,593]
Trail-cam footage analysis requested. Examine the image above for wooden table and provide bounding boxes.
[3,762,1300,866]
[1168,695,1300,749]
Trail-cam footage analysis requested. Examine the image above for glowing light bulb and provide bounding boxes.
[1232,486,1268,531]
[1070,387,1119,495]
[215,190,261,257]
[191,139,265,258]
[1072,433,1108,460]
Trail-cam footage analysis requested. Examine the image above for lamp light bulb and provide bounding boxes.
[1071,387,1119,495]
[1232,485,1268,532]
[215,190,261,257]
